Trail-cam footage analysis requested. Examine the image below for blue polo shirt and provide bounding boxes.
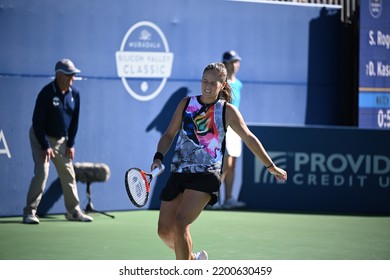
[32,81,80,150]
[229,78,243,109]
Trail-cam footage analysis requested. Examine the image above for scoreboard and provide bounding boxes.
[359,0,390,129]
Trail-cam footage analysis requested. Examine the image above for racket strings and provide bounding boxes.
[126,169,148,207]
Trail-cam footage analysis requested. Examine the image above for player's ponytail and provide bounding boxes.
[220,82,232,103]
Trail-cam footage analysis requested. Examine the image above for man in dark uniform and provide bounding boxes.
[23,59,93,224]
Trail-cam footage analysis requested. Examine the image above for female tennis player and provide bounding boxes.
[151,62,287,260]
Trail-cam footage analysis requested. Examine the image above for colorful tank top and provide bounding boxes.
[171,96,226,174]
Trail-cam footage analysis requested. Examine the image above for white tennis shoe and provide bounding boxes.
[23,214,40,224]
[65,211,93,222]
[194,250,208,260]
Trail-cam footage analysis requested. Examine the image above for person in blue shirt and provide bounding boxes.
[220,50,246,209]
[23,59,93,224]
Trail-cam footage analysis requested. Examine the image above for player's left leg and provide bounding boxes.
[173,189,210,260]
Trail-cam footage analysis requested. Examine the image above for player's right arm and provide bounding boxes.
[151,97,188,170]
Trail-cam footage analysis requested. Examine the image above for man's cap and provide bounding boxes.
[55,59,81,75]
[222,50,241,63]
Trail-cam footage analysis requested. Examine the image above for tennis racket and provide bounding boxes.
[124,165,165,207]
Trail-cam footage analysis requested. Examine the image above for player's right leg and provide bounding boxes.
[158,196,183,250]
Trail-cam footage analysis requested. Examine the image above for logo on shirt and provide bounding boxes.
[52,96,60,107]
[115,21,174,101]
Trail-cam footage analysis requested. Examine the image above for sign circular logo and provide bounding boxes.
[116,21,174,101]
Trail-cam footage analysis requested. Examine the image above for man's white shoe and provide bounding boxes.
[65,211,93,222]
[194,250,208,260]
[223,198,246,209]
[23,214,40,224]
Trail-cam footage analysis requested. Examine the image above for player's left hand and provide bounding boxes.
[269,166,287,181]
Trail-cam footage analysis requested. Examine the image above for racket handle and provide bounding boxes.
[151,164,165,177]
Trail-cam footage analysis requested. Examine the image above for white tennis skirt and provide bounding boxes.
[225,127,242,157]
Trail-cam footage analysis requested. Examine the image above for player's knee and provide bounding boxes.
[158,224,173,241]
[173,214,190,234]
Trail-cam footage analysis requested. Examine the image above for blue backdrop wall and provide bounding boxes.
[0,0,357,216]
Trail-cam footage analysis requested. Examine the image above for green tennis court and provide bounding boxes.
[1,210,389,260]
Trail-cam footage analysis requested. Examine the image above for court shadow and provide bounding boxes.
[0,216,68,225]
[0,220,24,224]
[145,87,190,209]
[36,178,63,216]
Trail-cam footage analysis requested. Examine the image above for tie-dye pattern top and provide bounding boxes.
[171,96,226,174]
